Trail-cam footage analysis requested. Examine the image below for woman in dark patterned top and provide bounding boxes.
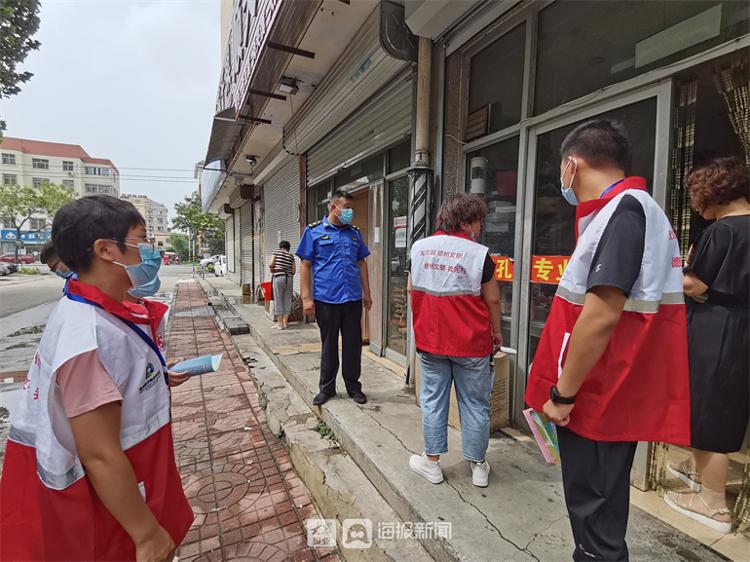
[270,240,296,329]
[665,156,750,534]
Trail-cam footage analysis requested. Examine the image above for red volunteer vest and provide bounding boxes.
[0,281,194,560]
[410,231,494,357]
[525,178,691,444]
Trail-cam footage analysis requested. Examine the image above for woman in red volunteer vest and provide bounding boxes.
[525,120,690,561]
[407,194,503,488]
[0,195,193,561]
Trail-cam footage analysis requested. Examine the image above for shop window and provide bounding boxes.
[466,136,520,344]
[388,138,411,173]
[307,181,332,224]
[527,98,657,365]
[468,23,526,137]
[333,153,383,191]
[535,1,749,115]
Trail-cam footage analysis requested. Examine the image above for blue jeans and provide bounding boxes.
[418,351,494,462]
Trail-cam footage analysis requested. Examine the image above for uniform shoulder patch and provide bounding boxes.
[351,225,360,231]
[307,220,322,228]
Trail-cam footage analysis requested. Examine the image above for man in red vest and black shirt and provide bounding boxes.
[525,120,690,561]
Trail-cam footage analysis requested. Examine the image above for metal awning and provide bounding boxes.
[204,108,244,166]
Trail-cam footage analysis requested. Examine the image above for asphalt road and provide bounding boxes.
[0,264,195,320]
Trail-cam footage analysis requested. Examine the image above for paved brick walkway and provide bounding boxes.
[169,281,336,562]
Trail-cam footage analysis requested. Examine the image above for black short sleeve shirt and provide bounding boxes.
[586,195,646,297]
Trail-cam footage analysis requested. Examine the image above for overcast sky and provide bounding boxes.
[3,0,221,220]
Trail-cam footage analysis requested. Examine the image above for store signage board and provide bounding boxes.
[1,229,51,243]
[491,255,570,284]
[216,0,282,115]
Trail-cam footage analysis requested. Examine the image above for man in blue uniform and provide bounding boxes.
[297,190,372,406]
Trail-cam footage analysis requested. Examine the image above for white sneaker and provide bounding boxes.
[471,460,490,487]
[409,453,444,484]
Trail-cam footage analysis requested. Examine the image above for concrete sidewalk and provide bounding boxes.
[168,280,338,562]
[201,276,727,562]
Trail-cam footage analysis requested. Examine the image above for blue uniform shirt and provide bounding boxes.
[296,216,370,304]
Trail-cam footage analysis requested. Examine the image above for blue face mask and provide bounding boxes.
[560,160,579,206]
[128,275,161,298]
[338,207,354,225]
[113,242,162,293]
[54,269,74,280]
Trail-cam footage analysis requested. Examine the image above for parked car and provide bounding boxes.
[199,254,222,268]
[0,264,10,276]
[3,263,18,274]
[0,254,34,264]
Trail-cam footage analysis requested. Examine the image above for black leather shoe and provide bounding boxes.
[313,392,334,406]
[350,391,367,405]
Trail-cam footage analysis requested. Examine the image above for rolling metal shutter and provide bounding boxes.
[306,75,412,186]
[263,157,301,292]
[225,215,235,273]
[233,208,241,280]
[240,201,254,287]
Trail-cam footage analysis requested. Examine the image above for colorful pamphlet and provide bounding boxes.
[522,408,560,465]
[171,353,223,376]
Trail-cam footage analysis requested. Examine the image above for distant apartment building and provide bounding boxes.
[0,137,119,198]
[0,137,119,254]
[120,194,171,249]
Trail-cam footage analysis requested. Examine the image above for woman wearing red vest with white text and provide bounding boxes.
[408,194,503,488]
[525,121,690,561]
[0,195,193,561]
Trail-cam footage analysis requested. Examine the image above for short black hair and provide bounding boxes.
[279,240,291,251]
[39,242,58,266]
[329,190,353,206]
[52,195,145,272]
[560,119,631,172]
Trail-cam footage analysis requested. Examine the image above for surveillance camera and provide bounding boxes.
[245,155,258,166]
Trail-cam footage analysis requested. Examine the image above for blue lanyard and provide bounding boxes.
[600,179,625,199]
[64,292,167,369]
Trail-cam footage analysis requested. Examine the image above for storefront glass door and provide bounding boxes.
[524,98,658,369]
[466,136,520,345]
[385,175,410,358]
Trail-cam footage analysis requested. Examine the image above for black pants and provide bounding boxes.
[315,300,363,396]
[558,426,637,562]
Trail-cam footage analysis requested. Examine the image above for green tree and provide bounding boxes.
[0,182,75,259]
[0,0,41,136]
[167,232,189,261]
[172,192,224,260]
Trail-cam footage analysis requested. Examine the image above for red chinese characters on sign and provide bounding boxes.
[492,256,514,282]
[490,255,570,284]
[531,256,570,284]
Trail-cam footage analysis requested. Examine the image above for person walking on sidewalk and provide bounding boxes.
[270,240,296,330]
[0,195,194,561]
[297,190,372,406]
[407,193,502,488]
[664,156,749,534]
[524,120,690,561]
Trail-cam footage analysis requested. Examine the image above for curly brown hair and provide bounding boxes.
[435,193,488,233]
[687,156,749,213]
